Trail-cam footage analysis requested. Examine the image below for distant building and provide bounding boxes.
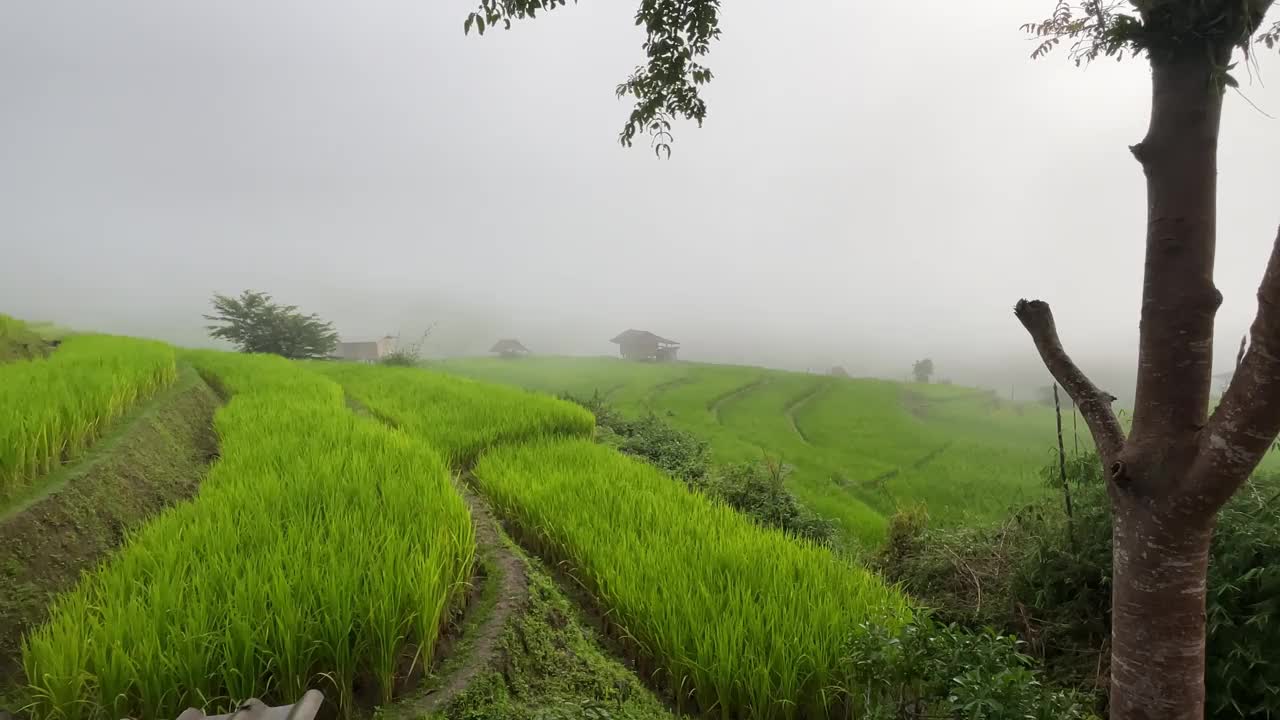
[333,335,396,363]
[490,338,530,358]
[829,366,850,378]
[610,329,679,362]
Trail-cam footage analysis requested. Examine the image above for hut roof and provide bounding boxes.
[609,329,678,346]
[490,338,530,353]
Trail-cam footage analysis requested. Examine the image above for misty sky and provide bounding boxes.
[1,1,1277,395]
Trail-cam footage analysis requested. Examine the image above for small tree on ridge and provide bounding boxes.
[912,358,934,384]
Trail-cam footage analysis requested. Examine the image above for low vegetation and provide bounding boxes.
[473,439,910,718]
[20,353,475,720]
[0,334,176,506]
[436,560,675,720]
[878,452,1280,718]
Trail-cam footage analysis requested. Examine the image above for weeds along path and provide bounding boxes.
[707,378,770,425]
[782,380,830,445]
[398,483,528,717]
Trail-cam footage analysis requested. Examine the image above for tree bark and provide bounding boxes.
[1104,51,1228,720]
[1108,497,1214,720]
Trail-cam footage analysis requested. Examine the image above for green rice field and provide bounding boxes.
[20,352,475,720]
[437,356,1069,546]
[1,335,1104,720]
[473,439,910,718]
[0,331,177,507]
[311,361,594,464]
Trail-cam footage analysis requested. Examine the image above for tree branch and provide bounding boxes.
[1199,225,1280,506]
[1015,299,1126,462]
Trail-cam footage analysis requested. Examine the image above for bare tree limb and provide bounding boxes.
[1015,299,1126,462]
[1199,225,1280,506]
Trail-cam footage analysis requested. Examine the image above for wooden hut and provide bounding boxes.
[610,329,679,362]
[490,338,530,358]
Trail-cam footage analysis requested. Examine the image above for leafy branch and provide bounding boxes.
[1022,0,1278,70]
[465,0,722,157]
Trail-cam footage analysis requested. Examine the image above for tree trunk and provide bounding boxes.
[1105,50,1227,720]
[1015,44,1280,720]
[1109,495,1214,720]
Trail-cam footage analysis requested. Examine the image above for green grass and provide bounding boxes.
[312,362,594,466]
[20,352,475,720]
[0,334,177,508]
[437,357,1066,546]
[472,439,911,719]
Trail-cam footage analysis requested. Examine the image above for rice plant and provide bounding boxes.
[313,362,594,465]
[472,439,911,719]
[0,332,177,505]
[21,352,475,720]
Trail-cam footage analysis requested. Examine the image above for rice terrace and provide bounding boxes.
[0,312,1060,720]
[4,1,1280,720]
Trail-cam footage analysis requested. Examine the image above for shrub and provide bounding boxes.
[706,458,836,545]
[563,391,711,485]
[843,615,1098,719]
[878,451,1280,718]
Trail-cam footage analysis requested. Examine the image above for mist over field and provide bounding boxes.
[3,1,1278,402]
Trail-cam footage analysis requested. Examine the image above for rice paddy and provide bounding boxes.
[4,340,1084,720]
[312,361,594,465]
[20,352,475,720]
[438,356,1068,545]
[472,439,911,718]
[0,333,177,506]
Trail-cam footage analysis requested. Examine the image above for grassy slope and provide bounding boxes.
[438,357,1063,545]
[0,366,218,691]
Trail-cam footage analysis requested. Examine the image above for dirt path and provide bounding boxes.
[404,483,528,717]
[708,378,769,425]
[783,381,828,445]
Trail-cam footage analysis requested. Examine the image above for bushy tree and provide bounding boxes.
[204,290,338,359]
[912,358,934,384]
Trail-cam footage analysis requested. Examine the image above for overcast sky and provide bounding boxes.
[1,1,1277,394]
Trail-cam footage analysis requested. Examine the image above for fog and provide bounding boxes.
[2,1,1277,401]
